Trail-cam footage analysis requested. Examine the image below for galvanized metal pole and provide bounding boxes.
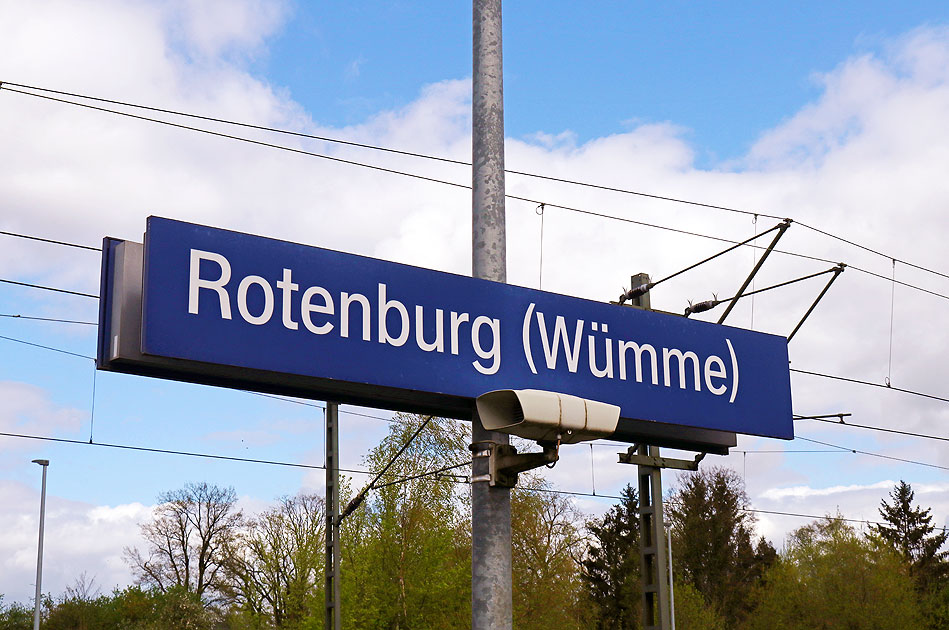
[32,459,49,630]
[668,526,676,630]
[638,445,671,630]
[472,1,512,628]
[324,402,341,630]
[626,279,670,630]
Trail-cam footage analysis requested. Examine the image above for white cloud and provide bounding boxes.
[0,480,151,604]
[0,382,84,453]
[760,480,896,501]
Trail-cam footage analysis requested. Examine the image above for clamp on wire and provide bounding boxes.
[545,435,562,468]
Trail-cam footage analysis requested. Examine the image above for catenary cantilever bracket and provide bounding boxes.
[618,446,707,471]
[787,263,846,342]
[718,218,792,324]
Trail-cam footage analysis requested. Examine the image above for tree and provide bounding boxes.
[874,480,949,593]
[125,482,243,605]
[0,595,32,630]
[340,414,471,629]
[746,516,923,630]
[511,475,586,630]
[666,467,774,625]
[40,585,216,630]
[580,484,640,630]
[670,581,727,630]
[225,493,325,628]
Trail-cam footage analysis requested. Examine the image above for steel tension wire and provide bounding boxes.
[619,220,786,304]
[338,416,434,522]
[684,265,840,317]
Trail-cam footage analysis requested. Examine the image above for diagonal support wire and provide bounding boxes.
[338,416,433,523]
[685,266,840,317]
[619,221,786,304]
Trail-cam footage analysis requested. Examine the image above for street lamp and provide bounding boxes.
[32,459,49,630]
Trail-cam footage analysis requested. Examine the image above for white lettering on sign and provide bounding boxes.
[187,249,502,375]
[521,303,739,402]
[186,251,742,396]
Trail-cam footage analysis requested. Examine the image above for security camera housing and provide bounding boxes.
[475,389,621,444]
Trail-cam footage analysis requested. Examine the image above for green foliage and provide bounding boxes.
[0,595,33,630]
[874,480,949,593]
[20,585,218,630]
[580,484,640,630]
[511,475,586,630]
[922,581,949,630]
[667,467,774,626]
[32,430,949,630]
[340,414,471,630]
[226,493,326,628]
[745,516,923,630]
[671,581,726,630]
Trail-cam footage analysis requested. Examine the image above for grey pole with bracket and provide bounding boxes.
[472,0,512,628]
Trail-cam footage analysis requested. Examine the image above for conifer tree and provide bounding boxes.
[580,484,640,630]
[874,480,949,592]
[666,467,774,625]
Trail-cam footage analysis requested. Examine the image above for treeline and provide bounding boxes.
[3,414,948,629]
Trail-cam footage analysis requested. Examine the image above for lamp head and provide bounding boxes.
[32,459,49,466]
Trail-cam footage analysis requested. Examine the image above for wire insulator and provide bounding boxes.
[684,299,720,317]
[619,282,654,304]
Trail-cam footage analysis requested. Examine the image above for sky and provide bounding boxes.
[3,0,949,604]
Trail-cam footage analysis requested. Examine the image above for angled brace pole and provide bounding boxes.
[717,219,792,324]
[787,263,846,342]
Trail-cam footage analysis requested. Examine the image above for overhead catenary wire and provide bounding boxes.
[0,277,98,299]
[0,333,95,360]
[5,84,949,304]
[521,486,946,532]
[797,415,949,443]
[803,416,949,443]
[684,266,841,317]
[791,367,949,405]
[619,220,787,303]
[6,80,948,286]
[7,328,949,447]
[734,449,843,454]
[0,330,406,426]
[339,415,435,521]
[796,436,949,472]
[0,429,466,488]
[14,323,943,515]
[0,313,96,325]
[2,428,937,533]
[0,229,100,252]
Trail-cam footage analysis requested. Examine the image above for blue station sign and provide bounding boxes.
[97,217,793,450]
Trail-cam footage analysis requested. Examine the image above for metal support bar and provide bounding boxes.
[324,402,341,630]
[472,441,559,488]
[638,445,671,630]
[787,263,846,341]
[619,448,706,471]
[628,273,652,310]
[717,219,791,324]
